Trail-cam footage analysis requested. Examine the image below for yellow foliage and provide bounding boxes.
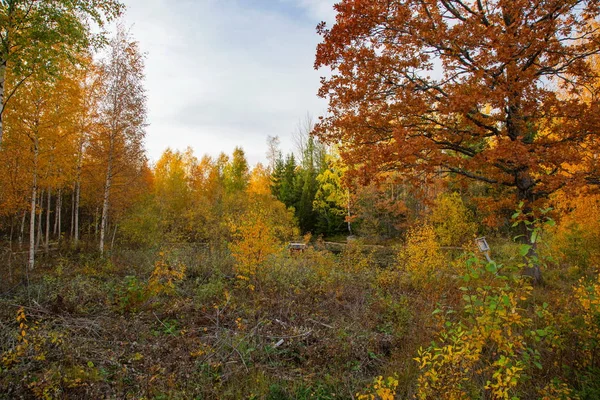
[2,308,29,368]
[147,251,186,296]
[2,308,64,372]
[190,342,214,359]
[229,206,282,284]
[247,163,272,196]
[399,224,448,282]
[357,375,399,400]
[414,259,532,399]
[430,192,477,247]
[538,380,580,400]
[549,192,600,270]
[339,241,373,273]
[572,275,600,367]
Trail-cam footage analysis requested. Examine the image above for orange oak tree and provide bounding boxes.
[314,0,600,208]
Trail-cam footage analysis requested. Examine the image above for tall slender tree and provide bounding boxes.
[94,27,146,254]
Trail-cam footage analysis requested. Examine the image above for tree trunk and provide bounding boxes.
[28,176,38,271]
[111,223,118,251]
[99,162,112,255]
[19,211,26,248]
[74,179,81,246]
[94,206,99,238]
[53,188,59,236]
[70,186,75,239]
[517,176,542,284]
[0,58,6,147]
[73,130,84,246]
[53,192,58,236]
[56,188,62,243]
[9,215,14,250]
[45,190,51,251]
[347,189,352,236]
[36,189,44,250]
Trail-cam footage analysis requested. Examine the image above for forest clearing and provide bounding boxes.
[2,0,600,399]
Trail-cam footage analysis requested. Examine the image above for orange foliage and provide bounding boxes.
[314,0,600,208]
[549,190,600,270]
[229,205,282,287]
[247,163,272,196]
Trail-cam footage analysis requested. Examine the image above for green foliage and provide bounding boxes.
[114,275,148,313]
[373,294,410,338]
[511,203,556,283]
[296,166,319,233]
[270,137,330,235]
[414,256,536,399]
[271,153,298,208]
[313,153,348,236]
[195,275,227,305]
[1,0,123,77]
[119,194,161,247]
[224,146,250,193]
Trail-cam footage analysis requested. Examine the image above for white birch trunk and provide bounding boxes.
[28,143,39,270]
[28,183,37,270]
[53,192,58,236]
[99,161,112,254]
[45,190,51,251]
[36,189,43,250]
[74,136,83,246]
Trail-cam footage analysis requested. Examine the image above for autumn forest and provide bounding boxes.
[2,1,600,399]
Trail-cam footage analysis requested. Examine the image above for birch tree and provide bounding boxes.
[6,72,73,269]
[95,27,146,254]
[72,57,103,246]
[0,0,122,147]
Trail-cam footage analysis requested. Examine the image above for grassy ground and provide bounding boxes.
[0,244,437,399]
[1,237,599,399]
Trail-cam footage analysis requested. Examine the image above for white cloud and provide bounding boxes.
[119,0,337,166]
[290,0,337,22]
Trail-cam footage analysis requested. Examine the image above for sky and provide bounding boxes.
[119,0,338,166]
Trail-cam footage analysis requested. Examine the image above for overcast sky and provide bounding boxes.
[119,0,337,166]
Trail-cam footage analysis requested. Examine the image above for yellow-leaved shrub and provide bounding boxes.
[572,275,600,368]
[414,257,534,400]
[430,192,477,247]
[229,213,281,286]
[147,251,186,297]
[398,224,448,283]
[357,375,399,400]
